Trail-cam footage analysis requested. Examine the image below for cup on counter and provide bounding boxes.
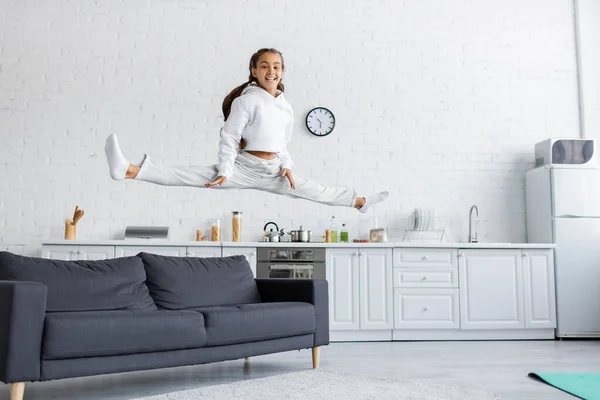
[64,220,76,240]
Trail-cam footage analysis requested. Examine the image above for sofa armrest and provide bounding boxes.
[255,279,329,347]
[0,280,47,383]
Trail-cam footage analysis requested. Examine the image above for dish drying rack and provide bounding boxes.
[402,211,448,243]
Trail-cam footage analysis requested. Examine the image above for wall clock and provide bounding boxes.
[305,107,335,137]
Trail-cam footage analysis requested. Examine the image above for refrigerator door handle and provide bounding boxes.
[555,215,600,218]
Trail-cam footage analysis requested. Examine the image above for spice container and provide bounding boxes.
[340,223,349,242]
[211,219,221,241]
[232,211,242,242]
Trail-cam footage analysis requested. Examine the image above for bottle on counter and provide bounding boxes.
[211,219,221,241]
[232,211,242,242]
[340,223,349,243]
[329,216,338,243]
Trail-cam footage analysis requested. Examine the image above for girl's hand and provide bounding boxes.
[281,168,295,189]
[206,176,228,187]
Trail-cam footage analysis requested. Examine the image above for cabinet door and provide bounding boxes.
[459,249,524,329]
[222,247,256,277]
[326,249,360,330]
[359,248,393,330]
[115,246,187,258]
[41,245,80,260]
[187,246,222,258]
[78,246,115,260]
[523,249,556,329]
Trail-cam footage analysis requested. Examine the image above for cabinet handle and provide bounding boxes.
[459,253,464,257]
[422,276,429,281]
[251,252,256,256]
[522,252,529,257]
[187,252,195,257]
[360,252,366,257]
[422,256,428,260]
[423,307,429,311]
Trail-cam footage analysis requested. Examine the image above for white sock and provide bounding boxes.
[104,134,129,181]
[359,191,389,214]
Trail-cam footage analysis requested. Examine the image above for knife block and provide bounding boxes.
[64,219,76,240]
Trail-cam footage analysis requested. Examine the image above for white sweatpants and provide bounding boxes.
[135,151,356,207]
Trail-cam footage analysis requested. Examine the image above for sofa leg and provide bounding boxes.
[10,382,25,400]
[244,357,250,360]
[312,347,320,369]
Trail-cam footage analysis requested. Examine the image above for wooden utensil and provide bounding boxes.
[73,209,84,225]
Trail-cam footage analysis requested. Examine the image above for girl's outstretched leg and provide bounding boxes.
[261,169,389,211]
[105,134,133,180]
[104,135,255,189]
[355,191,390,213]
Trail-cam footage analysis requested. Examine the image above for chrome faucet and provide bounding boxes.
[468,205,479,243]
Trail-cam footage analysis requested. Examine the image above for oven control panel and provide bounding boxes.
[257,248,326,262]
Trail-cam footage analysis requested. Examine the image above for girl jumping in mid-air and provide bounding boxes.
[104,47,389,213]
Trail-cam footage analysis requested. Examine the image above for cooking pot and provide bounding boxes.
[263,222,284,242]
[289,225,312,243]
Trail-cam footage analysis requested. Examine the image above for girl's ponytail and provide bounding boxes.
[222,81,252,121]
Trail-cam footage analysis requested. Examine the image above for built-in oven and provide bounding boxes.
[256,247,326,279]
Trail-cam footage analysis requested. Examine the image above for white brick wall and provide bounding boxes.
[0,0,580,255]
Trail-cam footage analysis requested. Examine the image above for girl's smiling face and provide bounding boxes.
[251,52,284,96]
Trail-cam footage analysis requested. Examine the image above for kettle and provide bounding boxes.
[263,222,284,242]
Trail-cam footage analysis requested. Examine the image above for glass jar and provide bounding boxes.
[232,211,242,242]
[211,219,221,241]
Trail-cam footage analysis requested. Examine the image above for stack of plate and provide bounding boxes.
[407,208,437,231]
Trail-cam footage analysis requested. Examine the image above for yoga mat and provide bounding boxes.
[528,372,600,400]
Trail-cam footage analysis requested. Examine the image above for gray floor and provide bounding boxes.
[2,340,599,400]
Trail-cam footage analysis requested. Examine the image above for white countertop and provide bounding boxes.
[41,240,556,249]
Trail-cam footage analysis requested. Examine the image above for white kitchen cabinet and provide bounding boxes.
[327,248,392,331]
[186,246,222,258]
[359,249,393,330]
[42,245,114,260]
[222,247,256,277]
[523,249,556,329]
[115,246,187,258]
[42,245,80,260]
[459,249,525,329]
[327,249,360,330]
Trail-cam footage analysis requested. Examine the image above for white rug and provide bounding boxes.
[133,370,501,400]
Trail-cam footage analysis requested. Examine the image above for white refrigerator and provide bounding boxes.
[526,166,600,338]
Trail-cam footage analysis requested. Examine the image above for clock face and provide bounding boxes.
[306,107,335,137]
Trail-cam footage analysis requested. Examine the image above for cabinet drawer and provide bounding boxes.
[393,268,457,288]
[393,249,457,268]
[393,289,459,329]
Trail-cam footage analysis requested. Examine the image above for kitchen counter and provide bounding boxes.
[41,240,555,249]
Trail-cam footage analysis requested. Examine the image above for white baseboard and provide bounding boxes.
[329,329,556,342]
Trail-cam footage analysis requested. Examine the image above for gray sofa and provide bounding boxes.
[0,251,329,400]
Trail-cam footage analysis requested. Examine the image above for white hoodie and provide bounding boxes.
[217,83,294,179]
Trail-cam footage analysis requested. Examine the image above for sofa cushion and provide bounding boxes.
[192,302,316,346]
[42,310,207,359]
[0,251,156,312]
[138,252,261,309]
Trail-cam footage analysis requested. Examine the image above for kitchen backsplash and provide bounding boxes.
[0,0,579,256]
